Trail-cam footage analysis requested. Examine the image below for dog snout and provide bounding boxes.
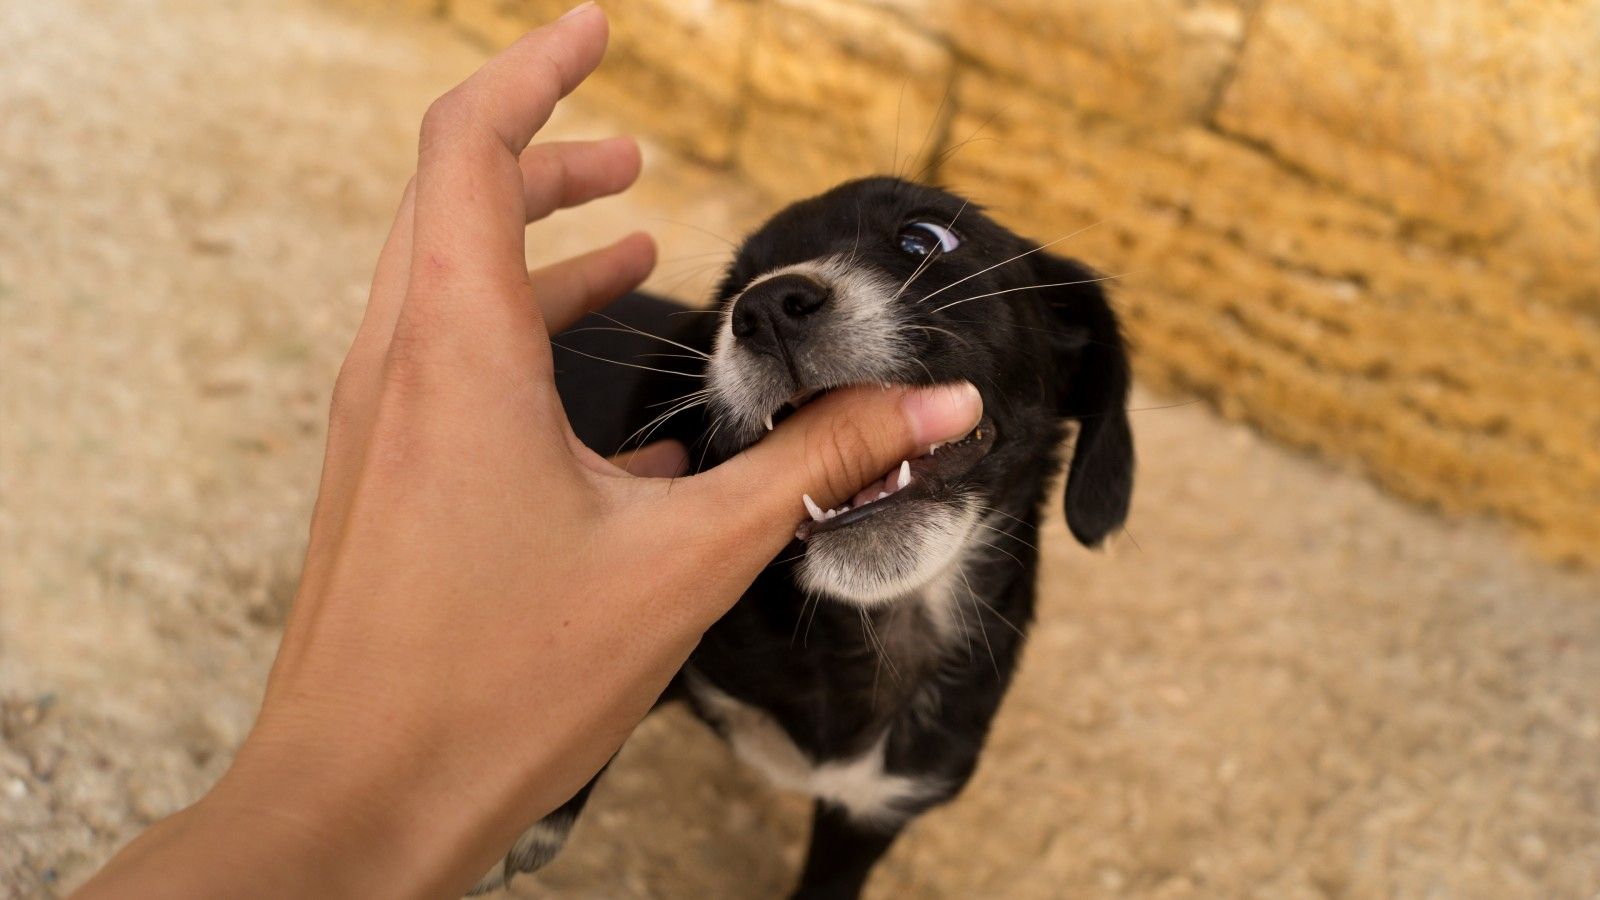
[730,273,831,356]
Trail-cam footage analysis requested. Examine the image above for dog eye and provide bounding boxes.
[897,221,961,257]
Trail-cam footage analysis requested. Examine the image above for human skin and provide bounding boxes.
[71,4,983,898]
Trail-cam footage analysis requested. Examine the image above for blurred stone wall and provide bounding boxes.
[367,0,1600,564]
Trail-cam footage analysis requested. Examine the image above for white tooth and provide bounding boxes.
[803,493,824,522]
[897,459,911,490]
[824,508,837,520]
[763,412,774,431]
[877,491,888,500]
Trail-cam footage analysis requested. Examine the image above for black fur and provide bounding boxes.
[524,178,1134,899]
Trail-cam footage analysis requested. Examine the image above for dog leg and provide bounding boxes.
[789,800,906,900]
[467,767,604,895]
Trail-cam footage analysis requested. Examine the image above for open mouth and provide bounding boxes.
[777,391,995,541]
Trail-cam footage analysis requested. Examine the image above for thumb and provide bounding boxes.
[678,381,983,566]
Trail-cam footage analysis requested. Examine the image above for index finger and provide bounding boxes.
[408,4,610,305]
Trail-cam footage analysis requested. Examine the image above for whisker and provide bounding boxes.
[791,589,815,648]
[891,78,908,177]
[654,249,733,266]
[861,608,901,684]
[802,585,822,647]
[904,75,955,181]
[591,313,711,358]
[918,221,1104,306]
[893,199,971,302]
[947,586,975,662]
[644,387,712,409]
[957,567,1000,678]
[551,342,704,379]
[972,518,1037,552]
[931,274,1123,315]
[970,534,1027,570]
[909,100,1011,184]
[619,391,709,452]
[696,412,728,474]
[646,216,737,248]
[637,351,712,364]
[1121,526,1143,553]
[651,261,727,297]
[970,504,1037,534]
[903,323,971,350]
[965,588,1026,640]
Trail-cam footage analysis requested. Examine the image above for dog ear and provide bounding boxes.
[1030,251,1135,547]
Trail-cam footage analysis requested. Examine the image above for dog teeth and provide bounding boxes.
[803,493,824,522]
[763,412,775,431]
[877,491,888,500]
[897,460,911,490]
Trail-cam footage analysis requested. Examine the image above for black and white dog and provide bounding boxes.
[476,177,1134,898]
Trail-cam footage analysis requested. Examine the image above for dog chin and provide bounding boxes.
[796,499,980,606]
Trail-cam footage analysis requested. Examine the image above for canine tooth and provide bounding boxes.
[763,412,775,431]
[803,493,824,522]
[897,460,911,490]
[877,491,888,500]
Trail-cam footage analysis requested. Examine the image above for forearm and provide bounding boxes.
[73,742,512,899]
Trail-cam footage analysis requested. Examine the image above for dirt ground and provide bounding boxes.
[2,1,1597,897]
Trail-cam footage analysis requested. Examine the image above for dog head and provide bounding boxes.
[704,177,1133,605]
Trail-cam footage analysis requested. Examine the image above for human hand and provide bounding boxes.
[75,5,981,898]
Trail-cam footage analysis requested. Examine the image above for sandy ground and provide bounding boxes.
[2,1,1597,898]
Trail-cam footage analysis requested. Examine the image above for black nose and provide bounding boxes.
[730,273,831,355]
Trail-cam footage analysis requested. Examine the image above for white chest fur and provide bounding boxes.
[686,671,938,828]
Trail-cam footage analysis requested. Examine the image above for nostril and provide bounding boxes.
[782,287,827,318]
[731,303,759,339]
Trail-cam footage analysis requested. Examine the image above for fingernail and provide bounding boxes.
[561,1,598,19]
[902,382,982,444]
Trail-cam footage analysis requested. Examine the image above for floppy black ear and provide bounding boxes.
[1030,251,1135,547]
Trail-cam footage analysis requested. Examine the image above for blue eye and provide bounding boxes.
[897,221,961,256]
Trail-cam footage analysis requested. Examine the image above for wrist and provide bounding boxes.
[195,728,503,898]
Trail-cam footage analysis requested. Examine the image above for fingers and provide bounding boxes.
[521,137,642,224]
[409,4,610,305]
[608,440,689,478]
[530,232,657,334]
[674,382,984,564]
[343,137,645,384]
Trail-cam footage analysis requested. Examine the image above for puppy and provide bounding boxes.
[475,177,1134,898]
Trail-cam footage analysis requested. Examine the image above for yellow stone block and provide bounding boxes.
[944,72,1600,564]
[451,0,755,162]
[734,0,956,200]
[1215,0,1600,311]
[948,0,1250,124]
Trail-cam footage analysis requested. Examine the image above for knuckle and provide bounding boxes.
[418,90,473,150]
[809,416,876,500]
[326,362,366,433]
